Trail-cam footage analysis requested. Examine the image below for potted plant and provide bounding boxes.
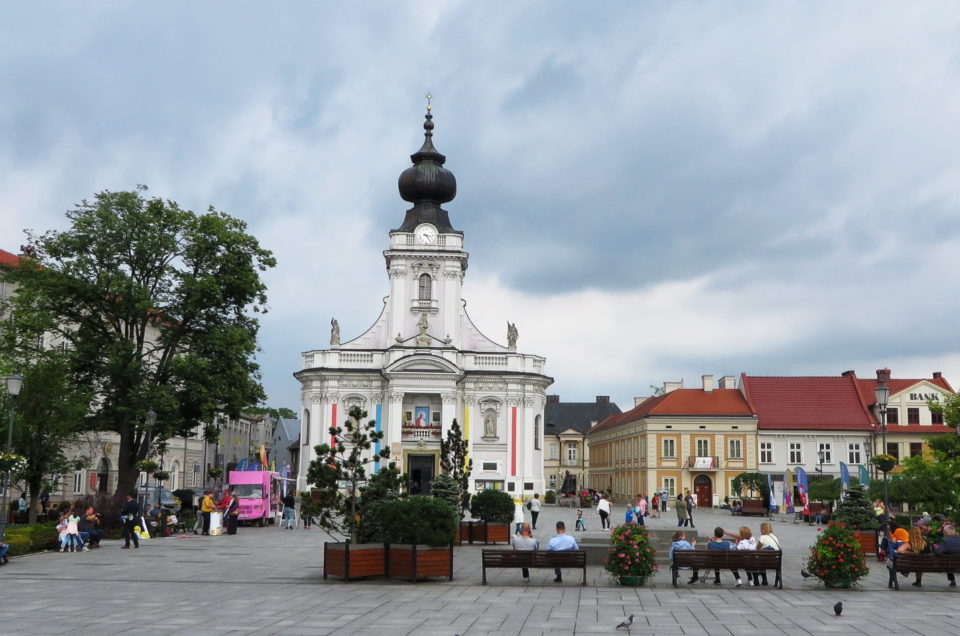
[306,405,396,581]
[0,452,27,473]
[806,522,869,588]
[152,470,170,483]
[467,489,513,544]
[831,488,879,555]
[604,524,657,586]
[207,467,223,480]
[136,459,159,474]
[370,495,457,582]
[871,454,897,473]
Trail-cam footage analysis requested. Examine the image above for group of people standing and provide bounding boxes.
[675,492,697,528]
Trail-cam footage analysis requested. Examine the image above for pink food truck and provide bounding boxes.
[228,471,282,526]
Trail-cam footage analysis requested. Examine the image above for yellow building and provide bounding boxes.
[587,375,757,506]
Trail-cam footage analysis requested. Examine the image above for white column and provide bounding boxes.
[387,391,404,461]
[441,391,457,437]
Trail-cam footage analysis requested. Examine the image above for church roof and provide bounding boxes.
[278,418,299,443]
[395,108,460,234]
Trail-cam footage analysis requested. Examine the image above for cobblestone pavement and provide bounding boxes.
[1,505,958,635]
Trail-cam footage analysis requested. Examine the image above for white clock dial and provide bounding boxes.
[416,225,437,244]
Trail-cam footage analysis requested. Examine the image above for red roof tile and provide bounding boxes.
[740,374,875,431]
[856,377,955,403]
[0,248,19,268]
[589,389,753,435]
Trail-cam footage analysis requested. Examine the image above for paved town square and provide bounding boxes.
[2,505,958,635]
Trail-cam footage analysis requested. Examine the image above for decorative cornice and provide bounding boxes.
[442,392,458,405]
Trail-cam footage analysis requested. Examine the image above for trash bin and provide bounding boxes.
[209,511,223,536]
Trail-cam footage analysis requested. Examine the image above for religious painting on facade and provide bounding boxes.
[414,406,430,427]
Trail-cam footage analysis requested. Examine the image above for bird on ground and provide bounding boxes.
[616,615,634,629]
[800,569,811,579]
[834,602,843,616]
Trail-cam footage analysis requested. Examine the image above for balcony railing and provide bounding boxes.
[402,425,442,441]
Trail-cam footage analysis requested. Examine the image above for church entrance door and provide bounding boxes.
[408,455,435,495]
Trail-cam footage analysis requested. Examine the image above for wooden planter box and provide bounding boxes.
[459,521,510,545]
[323,542,389,581]
[389,544,454,582]
[854,530,879,557]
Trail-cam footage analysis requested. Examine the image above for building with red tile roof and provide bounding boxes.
[588,375,757,506]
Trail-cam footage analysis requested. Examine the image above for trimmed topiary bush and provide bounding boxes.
[4,534,32,556]
[369,495,458,546]
[544,490,557,504]
[833,488,879,530]
[469,489,513,523]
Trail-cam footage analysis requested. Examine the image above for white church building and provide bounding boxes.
[295,108,552,496]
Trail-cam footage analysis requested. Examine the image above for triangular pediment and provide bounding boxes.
[384,354,462,376]
[891,380,951,402]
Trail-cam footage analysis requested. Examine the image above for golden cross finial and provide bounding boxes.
[426,91,432,111]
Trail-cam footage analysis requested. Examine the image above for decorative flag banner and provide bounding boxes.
[766,473,777,512]
[235,457,249,472]
[839,461,850,496]
[783,469,794,513]
[796,467,810,514]
[259,444,268,469]
[280,463,290,496]
[249,460,261,471]
[857,464,870,487]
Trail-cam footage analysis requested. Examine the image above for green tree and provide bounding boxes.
[305,405,391,543]
[5,187,275,494]
[248,406,297,420]
[439,418,472,519]
[731,472,769,501]
[832,487,878,530]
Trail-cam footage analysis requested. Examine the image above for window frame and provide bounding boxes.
[759,442,773,464]
[728,438,743,460]
[662,438,676,459]
[907,407,920,425]
[848,442,862,464]
[788,442,802,464]
[818,442,832,464]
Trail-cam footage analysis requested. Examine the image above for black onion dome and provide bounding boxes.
[395,110,460,234]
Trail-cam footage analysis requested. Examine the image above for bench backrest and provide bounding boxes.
[893,553,960,572]
[482,549,586,567]
[534,550,586,567]
[672,549,782,568]
[482,550,535,566]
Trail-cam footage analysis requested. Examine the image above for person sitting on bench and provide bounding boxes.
[546,521,578,583]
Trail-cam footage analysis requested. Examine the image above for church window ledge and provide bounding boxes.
[402,424,442,441]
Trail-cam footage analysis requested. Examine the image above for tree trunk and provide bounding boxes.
[28,479,41,524]
[115,423,139,496]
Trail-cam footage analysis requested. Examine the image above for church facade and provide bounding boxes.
[295,109,552,496]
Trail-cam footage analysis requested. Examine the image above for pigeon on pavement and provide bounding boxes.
[834,602,843,616]
[616,615,634,629]
[800,569,811,579]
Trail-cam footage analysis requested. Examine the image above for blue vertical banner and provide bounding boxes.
[839,461,850,496]
[857,464,870,487]
[374,403,382,473]
[796,467,809,514]
[766,473,777,512]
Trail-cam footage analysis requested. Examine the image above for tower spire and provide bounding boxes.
[395,97,460,235]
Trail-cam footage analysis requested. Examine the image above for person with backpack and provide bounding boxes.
[528,493,541,530]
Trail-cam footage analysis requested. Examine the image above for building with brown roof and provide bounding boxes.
[587,374,757,506]
[543,395,622,494]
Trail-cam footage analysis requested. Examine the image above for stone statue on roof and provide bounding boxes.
[507,321,518,350]
[330,318,340,346]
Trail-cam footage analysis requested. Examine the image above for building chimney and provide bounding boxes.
[596,396,609,404]
[633,396,649,407]
[547,395,560,403]
[702,375,714,392]
[663,381,683,394]
[718,375,736,389]
[876,368,891,383]
[933,371,943,380]
[841,370,855,377]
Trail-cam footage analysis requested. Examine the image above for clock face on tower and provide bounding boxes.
[415,224,437,245]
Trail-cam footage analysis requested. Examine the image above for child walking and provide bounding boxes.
[575,508,586,531]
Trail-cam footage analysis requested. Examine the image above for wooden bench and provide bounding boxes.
[739,500,769,517]
[888,553,960,590]
[481,549,587,585]
[671,550,783,589]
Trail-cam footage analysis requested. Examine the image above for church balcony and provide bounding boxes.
[410,299,439,313]
[402,425,442,441]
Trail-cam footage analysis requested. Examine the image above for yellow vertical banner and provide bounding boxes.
[463,404,470,459]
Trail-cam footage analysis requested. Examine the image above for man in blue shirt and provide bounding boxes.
[547,521,579,583]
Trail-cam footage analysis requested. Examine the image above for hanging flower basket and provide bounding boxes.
[207,468,223,479]
[136,460,159,474]
[152,470,170,482]
[0,452,27,473]
[871,454,897,472]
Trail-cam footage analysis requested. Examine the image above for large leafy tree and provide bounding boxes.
[5,187,275,494]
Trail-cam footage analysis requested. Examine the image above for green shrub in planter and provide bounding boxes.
[544,490,557,504]
[430,473,460,513]
[29,524,59,550]
[4,534,32,556]
[469,489,513,523]
[371,495,458,546]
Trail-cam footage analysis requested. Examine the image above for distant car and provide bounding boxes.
[136,486,177,510]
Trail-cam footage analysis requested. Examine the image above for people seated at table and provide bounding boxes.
[729,501,742,516]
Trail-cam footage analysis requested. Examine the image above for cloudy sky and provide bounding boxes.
[2,2,959,412]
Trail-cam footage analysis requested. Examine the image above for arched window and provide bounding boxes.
[534,414,542,450]
[303,408,311,445]
[418,273,431,301]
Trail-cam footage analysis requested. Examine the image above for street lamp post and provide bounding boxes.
[141,409,156,510]
[816,449,825,474]
[875,369,891,559]
[1,373,24,542]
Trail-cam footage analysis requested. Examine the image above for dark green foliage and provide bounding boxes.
[469,489,513,523]
[439,419,472,519]
[356,463,406,543]
[832,487,879,530]
[543,490,557,504]
[366,495,458,546]
[305,405,392,543]
[430,473,459,514]
[3,187,275,494]
[4,523,59,554]
[730,472,769,501]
